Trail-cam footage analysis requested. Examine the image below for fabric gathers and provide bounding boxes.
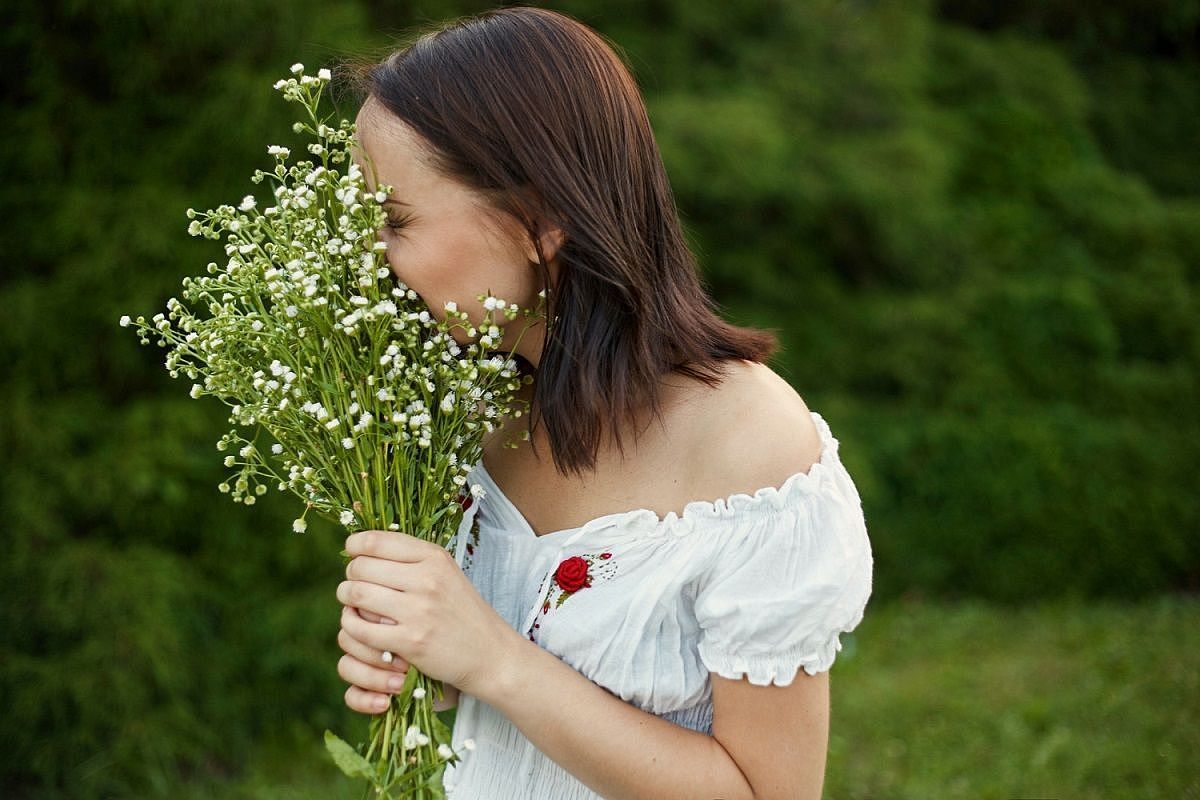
[442,410,874,798]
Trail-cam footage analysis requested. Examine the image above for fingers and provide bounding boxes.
[344,554,425,592]
[338,650,410,713]
[336,579,400,619]
[356,606,397,625]
[337,619,408,672]
[337,620,410,717]
[345,530,436,564]
[345,681,394,716]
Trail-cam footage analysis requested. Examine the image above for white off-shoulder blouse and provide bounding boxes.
[441,410,874,798]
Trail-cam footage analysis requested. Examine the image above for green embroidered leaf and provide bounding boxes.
[555,590,571,608]
[323,729,375,779]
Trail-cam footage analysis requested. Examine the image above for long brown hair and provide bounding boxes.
[338,6,779,478]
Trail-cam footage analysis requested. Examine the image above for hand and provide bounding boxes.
[336,529,521,706]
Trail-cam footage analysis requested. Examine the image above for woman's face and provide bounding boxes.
[350,96,555,363]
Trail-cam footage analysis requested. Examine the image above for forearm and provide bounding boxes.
[474,632,756,800]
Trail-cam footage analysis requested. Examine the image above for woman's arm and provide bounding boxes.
[474,632,759,800]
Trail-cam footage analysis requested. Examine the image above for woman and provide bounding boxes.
[334,7,874,799]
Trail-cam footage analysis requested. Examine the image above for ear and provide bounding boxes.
[522,218,566,266]
[509,184,565,266]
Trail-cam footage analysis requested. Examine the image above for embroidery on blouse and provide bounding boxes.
[528,552,618,642]
[455,493,481,575]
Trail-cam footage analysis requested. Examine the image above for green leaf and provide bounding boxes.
[423,760,447,791]
[433,707,456,736]
[323,729,375,780]
[394,665,422,714]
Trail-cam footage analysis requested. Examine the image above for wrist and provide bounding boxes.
[474,626,537,710]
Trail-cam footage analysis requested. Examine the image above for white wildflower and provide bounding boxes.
[437,744,454,759]
[339,510,354,526]
[402,724,422,751]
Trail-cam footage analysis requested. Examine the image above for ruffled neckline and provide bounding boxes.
[467,410,848,542]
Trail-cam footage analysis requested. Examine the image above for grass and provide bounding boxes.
[170,593,1200,799]
[827,593,1200,800]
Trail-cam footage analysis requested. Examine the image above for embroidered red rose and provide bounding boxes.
[554,555,591,593]
[527,551,620,643]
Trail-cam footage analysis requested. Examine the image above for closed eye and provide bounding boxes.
[386,213,414,230]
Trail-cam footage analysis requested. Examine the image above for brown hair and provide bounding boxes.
[337,6,779,478]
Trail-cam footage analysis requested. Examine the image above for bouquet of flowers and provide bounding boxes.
[119,63,541,798]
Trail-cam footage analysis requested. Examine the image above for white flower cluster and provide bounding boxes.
[398,722,475,759]
[118,72,543,780]
[402,723,430,751]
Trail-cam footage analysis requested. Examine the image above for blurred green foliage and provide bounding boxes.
[156,593,1200,800]
[1,0,1196,796]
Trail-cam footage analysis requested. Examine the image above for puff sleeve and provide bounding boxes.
[693,461,874,686]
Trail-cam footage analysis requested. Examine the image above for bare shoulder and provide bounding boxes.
[684,360,824,495]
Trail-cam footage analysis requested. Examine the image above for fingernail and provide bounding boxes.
[374,695,389,710]
[388,675,405,690]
